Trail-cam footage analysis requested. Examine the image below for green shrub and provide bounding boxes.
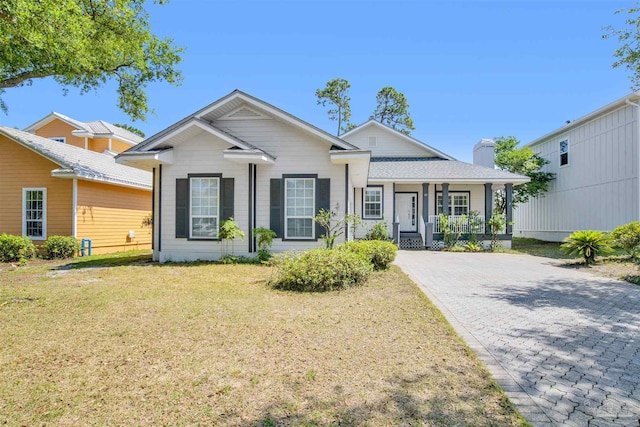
[364,220,391,241]
[218,255,261,265]
[42,235,80,259]
[0,234,36,263]
[465,241,484,252]
[254,227,276,261]
[609,221,640,258]
[270,248,373,292]
[561,230,613,265]
[338,240,398,270]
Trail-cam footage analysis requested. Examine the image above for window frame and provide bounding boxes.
[22,188,47,240]
[188,175,220,240]
[559,139,569,167]
[435,191,470,216]
[362,185,384,219]
[284,176,316,240]
[49,137,66,143]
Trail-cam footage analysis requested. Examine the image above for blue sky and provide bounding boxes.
[0,0,635,161]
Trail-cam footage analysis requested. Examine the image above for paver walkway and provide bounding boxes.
[395,251,640,427]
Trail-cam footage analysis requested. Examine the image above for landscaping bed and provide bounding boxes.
[0,255,527,426]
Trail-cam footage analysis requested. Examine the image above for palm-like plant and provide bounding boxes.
[560,230,612,265]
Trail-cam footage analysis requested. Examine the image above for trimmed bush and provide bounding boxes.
[42,235,80,259]
[0,234,36,263]
[364,220,391,241]
[270,248,373,292]
[338,240,398,270]
[561,230,612,265]
[610,221,640,258]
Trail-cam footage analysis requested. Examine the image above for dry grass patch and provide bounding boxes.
[1,256,527,426]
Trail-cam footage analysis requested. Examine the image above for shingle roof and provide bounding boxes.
[369,158,529,183]
[0,127,151,190]
[24,112,144,145]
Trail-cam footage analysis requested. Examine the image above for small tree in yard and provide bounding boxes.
[561,230,613,266]
[609,221,640,259]
[253,227,276,261]
[219,218,244,257]
[314,205,362,249]
[486,213,506,251]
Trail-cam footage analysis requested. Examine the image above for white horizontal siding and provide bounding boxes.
[158,129,250,262]
[514,104,639,241]
[342,126,437,157]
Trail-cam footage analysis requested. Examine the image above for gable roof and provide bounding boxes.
[368,158,529,184]
[127,89,358,154]
[24,112,144,145]
[0,126,151,190]
[526,91,640,147]
[341,119,456,160]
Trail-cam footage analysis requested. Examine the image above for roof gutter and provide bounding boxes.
[625,98,640,222]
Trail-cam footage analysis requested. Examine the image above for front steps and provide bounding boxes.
[399,232,424,250]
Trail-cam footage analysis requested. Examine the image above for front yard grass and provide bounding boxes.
[0,255,527,426]
[512,237,640,285]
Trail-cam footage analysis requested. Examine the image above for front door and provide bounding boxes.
[395,193,418,232]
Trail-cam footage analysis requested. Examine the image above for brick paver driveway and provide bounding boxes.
[395,251,640,427]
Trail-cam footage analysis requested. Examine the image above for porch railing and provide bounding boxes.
[429,214,507,234]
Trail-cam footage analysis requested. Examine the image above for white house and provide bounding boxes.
[117,90,528,262]
[514,92,640,241]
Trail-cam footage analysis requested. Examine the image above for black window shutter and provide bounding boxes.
[175,178,189,238]
[270,178,283,238]
[220,177,234,221]
[316,178,331,239]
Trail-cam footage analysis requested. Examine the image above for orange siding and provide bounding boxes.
[111,139,131,153]
[76,181,152,254]
[0,136,73,241]
[35,119,86,149]
[90,138,110,153]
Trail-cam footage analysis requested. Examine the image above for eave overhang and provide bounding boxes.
[330,150,371,187]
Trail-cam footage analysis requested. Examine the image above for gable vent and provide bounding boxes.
[228,107,262,119]
[368,136,377,147]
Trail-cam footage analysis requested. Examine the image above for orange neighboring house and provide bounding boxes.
[0,113,152,255]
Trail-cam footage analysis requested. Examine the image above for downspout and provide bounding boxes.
[72,178,78,238]
[108,138,112,152]
[625,98,640,222]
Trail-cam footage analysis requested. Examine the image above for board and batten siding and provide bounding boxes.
[158,129,249,262]
[514,104,639,241]
[76,180,152,254]
[342,125,437,157]
[214,117,347,254]
[34,119,86,149]
[0,135,73,240]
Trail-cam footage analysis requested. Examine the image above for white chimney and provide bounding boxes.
[473,138,495,168]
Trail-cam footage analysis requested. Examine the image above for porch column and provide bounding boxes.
[484,183,492,234]
[505,183,513,234]
[441,183,449,215]
[422,183,429,223]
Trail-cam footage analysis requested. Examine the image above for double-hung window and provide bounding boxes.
[363,186,383,219]
[285,178,315,239]
[190,177,219,239]
[23,188,46,239]
[559,139,569,167]
[436,192,469,216]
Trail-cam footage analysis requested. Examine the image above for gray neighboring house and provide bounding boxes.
[514,92,640,241]
[117,90,528,262]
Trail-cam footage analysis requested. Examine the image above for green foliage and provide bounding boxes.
[561,230,613,265]
[493,136,555,213]
[219,218,244,257]
[253,227,276,261]
[218,255,261,265]
[141,213,153,228]
[465,241,484,252]
[314,206,362,249]
[364,220,391,241]
[269,248,372,292]
[113,123,145,138]
[338,240,398,271]
[42,236,80,259]
[438,213,455,247]
[603,6,640,90]
[0,234,36,262]
[0,0,183,120]
[486,213,506,251]
[609,221,640,258]
[372,86,415,135]
[316,78,354,135]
